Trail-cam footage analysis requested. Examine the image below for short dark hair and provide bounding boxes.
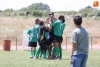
[58,15,65,23]
[35,18,40,24]
[73,15,82,25]
[39,20,44,26]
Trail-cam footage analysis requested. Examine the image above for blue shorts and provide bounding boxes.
[72,54,88,67]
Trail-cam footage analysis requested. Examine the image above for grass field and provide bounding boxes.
[0,50,100,67]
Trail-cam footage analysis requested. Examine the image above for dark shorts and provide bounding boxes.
[38,41,47,52]
[53,35,61,43]
[47,37,54,45]
[28,42,37,47]
[48,30,54,45]
[60,36,63,43]
[45,40,49,46]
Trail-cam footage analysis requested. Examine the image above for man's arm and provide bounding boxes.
[71,43,76,55]
[70,31,77,64]
[44,26,49,32]
[27,32,31,38]
[70,43,77,64]
[49,21,57,31]
[61,24,65,35]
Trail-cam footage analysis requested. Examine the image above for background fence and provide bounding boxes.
[66,36,100,50]
[0,36,100,50]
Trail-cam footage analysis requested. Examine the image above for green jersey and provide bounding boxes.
[61,23,65,36]
[45,32,49,40]
[51,20,62,36]
[27,28,38,42]
[34,24,40,37]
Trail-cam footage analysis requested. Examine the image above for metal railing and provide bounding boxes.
[66,36,100,50]
[0,36,100,50]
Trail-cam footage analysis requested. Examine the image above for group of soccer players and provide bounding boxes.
[27,12,65,60]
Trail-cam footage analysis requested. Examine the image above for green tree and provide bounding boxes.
[18,3,51,17]
[79,6,95,17]
[3,9,14,16]
[27,3,51,11]
[0,10,2,12]
[96,10,100,16]
[20,7,27,11]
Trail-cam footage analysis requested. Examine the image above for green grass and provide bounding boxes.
[0,50,100,67]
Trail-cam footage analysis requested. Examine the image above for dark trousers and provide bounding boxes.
[39,41,47,54]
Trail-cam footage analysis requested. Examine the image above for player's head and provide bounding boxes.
[49,12,54,18]
[58,15,65,23]
[40,20,44,26]
[46,18,50,23]
[35,18,40,24]
[73,15,82,26]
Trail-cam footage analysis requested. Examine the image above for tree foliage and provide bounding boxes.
[0,5,100,18]
[27,3,50,11]
[18,3,50,17]
[78,6,100,17]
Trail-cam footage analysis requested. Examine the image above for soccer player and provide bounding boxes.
[70,15,89,67]
[50,15,65,59]
[45,18,51,58]
[38,20,49,59]
[27,25,38,58]
[34,18,40,35]
[48,12,56,59]
[33,18,41,59]
[59,15,65,59]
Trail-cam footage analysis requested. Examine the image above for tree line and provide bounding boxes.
[0,3,100,18]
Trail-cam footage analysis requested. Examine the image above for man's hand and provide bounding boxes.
[27,34,32,38]
[70,56,73,64]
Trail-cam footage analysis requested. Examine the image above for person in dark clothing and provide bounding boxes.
[38,20,49,59]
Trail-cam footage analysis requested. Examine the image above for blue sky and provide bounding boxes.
[0,0,100,11]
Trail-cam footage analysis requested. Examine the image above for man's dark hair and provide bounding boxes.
[40,20,44,26]
[49,12,54,15]
[73,15,82,25]
[35,18,40,24]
